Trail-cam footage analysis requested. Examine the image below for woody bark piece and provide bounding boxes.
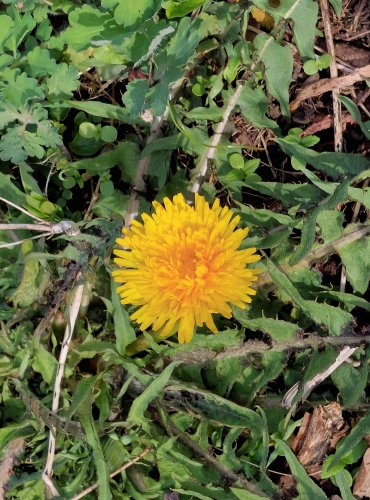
[0,438,25,497]
[353,448,370,498]
[290,64,370,112]
[291,403,348,468]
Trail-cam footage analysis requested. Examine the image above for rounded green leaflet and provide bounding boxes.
[229,153,245,169]
[79,122,97,139]
[100,126,117,143]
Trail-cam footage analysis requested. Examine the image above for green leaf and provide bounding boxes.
[32,346,57,385]
[331,358,367,407]
[339,232,370,294]
[229,153,245,169]
[237,84,279,131]
[114,0,160,27]
[303,59,319,75]
[61,5,116,51]
[46,63,79,99]
[79,122,97,139]
[275,440,328,499]
[2,71,45,108]
[128,362,179,430]
[289,177,352,265]
[255,33,293,117]
[25,46,57,77]
[231,488,267,499]
[276,139,370,179]
[339,95,370,140]
[316,291,370,313]
[252,0,318,58]
[79,393,112,500]
[333,470,356,500]
[5,11,36,54]
[0,172,27,206]
[122,79,150,117]
[166,0,206,19]
[0,15,14,51]
[100,125,117,143]
[265,257,353,335]
[65,100,145,126]
[329,413,370,470]
[244,317,301,341]
[69,141,140,178]
[170,384,262,430]
[317,210,344,243]
[111,279,136,355]
[328,0,342,16]
[248,180,323,207]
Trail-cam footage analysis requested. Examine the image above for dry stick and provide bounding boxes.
[71,448,151,500]
[0,196,46,222]
[163,412,268,497]
[319,0,342,152]
[170,333,370,365]
[290,64,370,112]
[190,85,244,196]
[282,346,358,408]
[319,0,347,293]
[190,37,273,196]
[42,280,84,496]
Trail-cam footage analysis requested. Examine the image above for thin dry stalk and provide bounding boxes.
[282,346,358,408]
[42,280,84,493]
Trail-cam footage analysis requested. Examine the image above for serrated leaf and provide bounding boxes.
[128,362,179,430]
[339,232,370,294]
[289,177,351,265]
[255,33,293,117]
[265,257,353,335]
[25,46,57,77]
[2,71,45,108]
[276,139,370,179]
[32,346,57,385]
[331,359,367,407]
[111,279,136,355]
[329,413,370,471]
[244,317,301,341]
[237,84,279,131]
[61,5,115,51]
[46,63,79,99]
[122,79,150,117]
[317,210,344,243]
[248,180,323,207]
[114,0,160,27]
[5,11,36,53]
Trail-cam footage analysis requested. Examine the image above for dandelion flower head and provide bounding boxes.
[112,193,261,344]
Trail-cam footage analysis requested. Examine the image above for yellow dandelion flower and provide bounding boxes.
[112,193,261,344]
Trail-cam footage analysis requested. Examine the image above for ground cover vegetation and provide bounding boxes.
[0,0,369,498]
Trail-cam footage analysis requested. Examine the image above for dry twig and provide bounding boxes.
[42,280,84,495]
[290,64,370,111]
